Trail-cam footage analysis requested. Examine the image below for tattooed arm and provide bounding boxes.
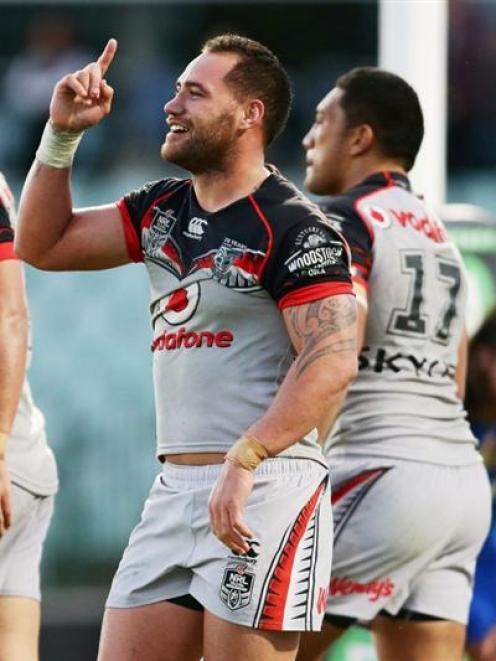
[246,293,357,454]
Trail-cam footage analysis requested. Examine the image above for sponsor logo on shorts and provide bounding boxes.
[330,576,395,603]
[220,562,255,611]
[316,586,329,615]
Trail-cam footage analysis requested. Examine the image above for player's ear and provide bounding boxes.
[349,124,374,156]
[239,99,265,131]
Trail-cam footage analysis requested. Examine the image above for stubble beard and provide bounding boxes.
[161,111,238,175]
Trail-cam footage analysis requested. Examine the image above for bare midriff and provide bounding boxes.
[165,452,225,465]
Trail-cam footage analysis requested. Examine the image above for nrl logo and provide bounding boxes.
[144,207,178,257]
[220,562,255,611]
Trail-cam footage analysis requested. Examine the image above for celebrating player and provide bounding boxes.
[16,36,357,660]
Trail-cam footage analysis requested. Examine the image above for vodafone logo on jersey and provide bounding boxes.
[151,282,234,352]
[158,283,200,326]
[362,205,391,228]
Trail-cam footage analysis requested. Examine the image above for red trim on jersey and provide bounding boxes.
[352,274,368,291]
[278,282,354,310]
[141,190,177,230]
[0,242,17,261]
[383,170,395,187]
[331,469,386,505]
[352,173,397,243]
[116,199,143,263]
[258,478,327,630]
[248,194,274,276]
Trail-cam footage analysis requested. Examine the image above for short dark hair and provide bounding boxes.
[336,67,424,171]
[202,33,293,146]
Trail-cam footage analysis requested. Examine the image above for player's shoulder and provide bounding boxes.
[321,172,413,237]
[255,167,341,236]
[126,176,191,203]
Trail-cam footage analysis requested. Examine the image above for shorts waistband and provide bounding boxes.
[162,457,327,487]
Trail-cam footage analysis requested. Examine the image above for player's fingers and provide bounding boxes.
[86,62,103,99]
[100,80,115,112]
[2,492,12,530]
[233,518,254,541]
[97,38,118,76]
[59,73,89,99]
[226,509,250,553]
[100,80,114,99]
[208,497,221,539]
[215,506,240,553]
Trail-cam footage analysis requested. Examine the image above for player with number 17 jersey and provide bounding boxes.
[327,171,477,464]
[321,171,491,626]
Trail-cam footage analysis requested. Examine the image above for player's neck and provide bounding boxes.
[192,153,269,213]
[343,158,407,193]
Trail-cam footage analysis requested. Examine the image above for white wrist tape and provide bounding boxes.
[36,121,85,169]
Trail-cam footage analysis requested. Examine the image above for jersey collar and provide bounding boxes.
[360,171,411,191]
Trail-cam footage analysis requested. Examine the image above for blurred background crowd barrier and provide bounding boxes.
[0,1,495,659]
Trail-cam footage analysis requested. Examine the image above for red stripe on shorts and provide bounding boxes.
[331,468,388,505]
[258,477,327,630]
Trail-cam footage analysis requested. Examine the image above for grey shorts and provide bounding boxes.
[0,483,54,600]
[326,456,492,624]
[107,459,332,631]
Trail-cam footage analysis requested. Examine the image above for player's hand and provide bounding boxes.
[208,461,255,554]
[0,460,12,536]
[49,38,118,132]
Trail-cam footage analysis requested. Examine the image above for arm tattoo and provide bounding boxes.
[289,295,356,378]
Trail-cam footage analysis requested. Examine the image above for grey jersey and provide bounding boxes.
[7,372,58,496]
[0,173,57,495]
[323,172,478,466]
[118,170,353,461]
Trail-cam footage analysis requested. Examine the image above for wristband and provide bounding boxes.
[225,434,269,471]
[0,432,8,461]
[36,121,85,169]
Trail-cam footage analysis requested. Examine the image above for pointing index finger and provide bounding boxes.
[97,38,118,75]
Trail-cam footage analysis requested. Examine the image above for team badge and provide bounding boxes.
[213,243,245,279]
[220,562,255,611]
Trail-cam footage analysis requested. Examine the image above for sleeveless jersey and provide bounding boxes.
[117,167,353,461]
[0,173,58,495]
[322,172,479,466]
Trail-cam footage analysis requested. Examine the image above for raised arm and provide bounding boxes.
[15,39,130,271]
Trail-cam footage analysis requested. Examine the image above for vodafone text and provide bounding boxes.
[390,209,447,243]
[151,327,233,352]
